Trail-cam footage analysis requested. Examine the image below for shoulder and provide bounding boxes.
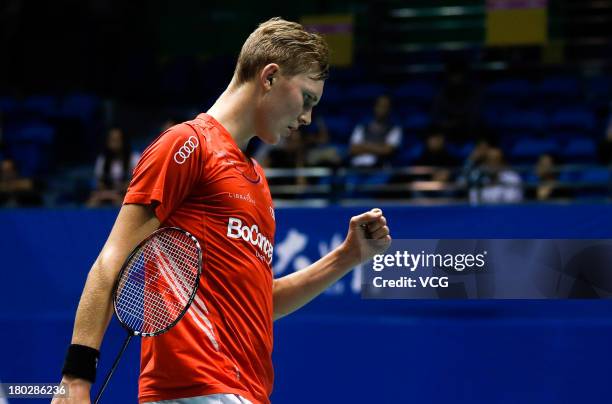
[500,170,522,183]
[142,122,205,156]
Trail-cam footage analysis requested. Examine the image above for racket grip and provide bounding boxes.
[94,333,133,404]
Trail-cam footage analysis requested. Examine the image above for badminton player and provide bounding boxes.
[54,17,391,404]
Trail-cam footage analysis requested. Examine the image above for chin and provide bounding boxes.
[257,130,281,145]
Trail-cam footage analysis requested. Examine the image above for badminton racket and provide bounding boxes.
[94,227,202,404]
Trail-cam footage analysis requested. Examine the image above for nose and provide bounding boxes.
[298,110,312,126]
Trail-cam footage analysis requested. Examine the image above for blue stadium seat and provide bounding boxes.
[482,104,506,128]
[403,111,431,132]
[338,105,373,123]
[363,173,391,185]
[549,107,596,131]
[579,167,610,184]
[585,76,611,108]
[573,167,611,199]
[392,80,436,106]
[4,122,55,177]
[345,84,388,103]
[320,84,344,108]
[560,138,597,163]
[23,95,58,117]
[558,167,580,183]
[500,109,548,132]
[510,138,559,162]
[19,123,55,143]
[485,79,531,103]
[393,143,424,166]
[60,93,100,123]
[324,115,354,142]
[553,131,590,143]
[535,77,581,103]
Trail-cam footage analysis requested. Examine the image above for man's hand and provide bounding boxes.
[51,376,91,403]
[338,208,392,267]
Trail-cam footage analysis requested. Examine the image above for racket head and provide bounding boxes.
[112,227,202,337]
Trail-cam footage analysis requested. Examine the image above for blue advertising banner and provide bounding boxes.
[1,206,612,404]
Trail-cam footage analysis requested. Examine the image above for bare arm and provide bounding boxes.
[53,204,160,402]
[350,142,395,157]
[273,209,391,320]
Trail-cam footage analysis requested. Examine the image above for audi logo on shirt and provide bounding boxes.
[227,217,274,264]
[174,135,200,164]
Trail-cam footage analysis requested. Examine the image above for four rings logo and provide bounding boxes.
[173,135,200,164]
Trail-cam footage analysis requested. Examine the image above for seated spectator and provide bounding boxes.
[0,158,42,206]
[413,129,460,182]
[534,153,570,201]
[257,129,306,186]
[303,117,342,168]
[349,95,402,167]
[597,116,612,165]
[87,127,140,207]
[459,137,492,186]
[469,147,523,204]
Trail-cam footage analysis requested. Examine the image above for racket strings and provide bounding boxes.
[115,229,200,335]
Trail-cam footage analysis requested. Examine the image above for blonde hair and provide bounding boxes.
[234,17,329,84]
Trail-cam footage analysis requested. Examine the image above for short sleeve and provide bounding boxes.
[123,124,206,223]
[350,125,365,145]
[386,126,402,147]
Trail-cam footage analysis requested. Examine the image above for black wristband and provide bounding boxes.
[62,344,100,383]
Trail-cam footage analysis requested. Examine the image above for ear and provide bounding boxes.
[260,63,280,91]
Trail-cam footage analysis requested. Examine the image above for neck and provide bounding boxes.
[207,78,257,150]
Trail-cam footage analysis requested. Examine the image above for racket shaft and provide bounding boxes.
[94,333,133,404]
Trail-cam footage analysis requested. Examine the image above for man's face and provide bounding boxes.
[0,160,17,180]
[427,133,445,152]
[485,148,504,170]
[536,154,554,178]
[255,71,324,145]
[107,128,124,152]
[374,96,391,121]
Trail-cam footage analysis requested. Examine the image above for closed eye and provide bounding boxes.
[303,92,319,109]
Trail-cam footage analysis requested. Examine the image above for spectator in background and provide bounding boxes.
[597,116,612,165]
[460,137,492,188]
[257,129,306,186]
[303,116,342,168]
[349,95,402,167]
[0,158,41,206]
[432,60,481,142]
[534,153,569,201]
[87,127,140,207]
[261,130,304,169]
[413,128,460,182]
[469,147,523,204]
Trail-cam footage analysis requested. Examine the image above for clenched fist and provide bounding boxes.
[339,208,392,267]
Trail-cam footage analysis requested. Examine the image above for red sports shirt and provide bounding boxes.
[124,113,276,404]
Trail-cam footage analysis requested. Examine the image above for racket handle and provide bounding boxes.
[94,333,133,404]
